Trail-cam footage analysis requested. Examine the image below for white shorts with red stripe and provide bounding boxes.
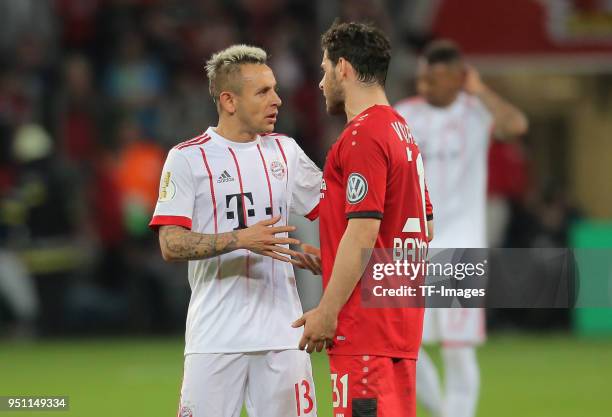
[421,308,486,346]
[177,350,317,417]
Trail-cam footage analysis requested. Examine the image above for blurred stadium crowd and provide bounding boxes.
[0,0,582,338]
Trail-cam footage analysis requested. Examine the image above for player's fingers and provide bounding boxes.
[270,237,301,246]
[261,252,302,268]
[306,340,316,354]
[286,258,306,267]
[315,340,325,352]
[313,257,322,274]
[259,215,282,226]
[296,251,313,267]
[306,257,321,275]
[290,252,309,268]
[298,335,309,350]
[268,225,297,234]
[301,244,322,273]
[302,244,321,258]
[298,254,319,275]
[292,316,306,328]
[265,245,300,258]
[291,258,307,270]
[307,255,321,275]
[261,250,293,264]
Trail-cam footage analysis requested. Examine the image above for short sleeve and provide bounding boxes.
[290,144,322,220]
[341,134,387,219]
[149,149,195,231]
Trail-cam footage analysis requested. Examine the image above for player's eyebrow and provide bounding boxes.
[257,84,278,94]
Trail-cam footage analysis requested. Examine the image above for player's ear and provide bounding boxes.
[218,91,237,115]
[337,57,349,80]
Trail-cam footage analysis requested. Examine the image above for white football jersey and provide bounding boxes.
[395,92,493,248]
[150,127,321,354]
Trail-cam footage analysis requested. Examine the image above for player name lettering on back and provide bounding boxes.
[393,237,428,262]
[391,121,415,144]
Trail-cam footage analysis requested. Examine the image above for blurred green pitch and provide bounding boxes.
[1,335,611,417]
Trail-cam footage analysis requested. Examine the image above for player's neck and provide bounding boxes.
[429,91,461,108]
[215,118,258,143]
[344,84,390,122]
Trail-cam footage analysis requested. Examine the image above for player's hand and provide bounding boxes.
[292,244,322,275]
[237,216,302,264]
[292,306,337,353]
[463,65,486,96]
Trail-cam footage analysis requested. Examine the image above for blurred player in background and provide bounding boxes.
[150,45,322,417]
[293,21,433,417]
[395,40,528,417]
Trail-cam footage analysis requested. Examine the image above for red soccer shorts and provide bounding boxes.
[328,354,416,417]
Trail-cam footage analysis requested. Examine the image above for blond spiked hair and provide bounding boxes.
[205,44,268,103]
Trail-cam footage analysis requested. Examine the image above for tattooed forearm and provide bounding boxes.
[159,226,241,261]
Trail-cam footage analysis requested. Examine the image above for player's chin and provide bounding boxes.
[260,123,275,133]
[259,120,276,133]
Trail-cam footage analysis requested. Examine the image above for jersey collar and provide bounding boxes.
[207,127,261,149]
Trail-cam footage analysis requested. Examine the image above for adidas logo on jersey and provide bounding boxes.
[217,170,235,183]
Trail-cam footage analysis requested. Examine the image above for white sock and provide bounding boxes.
[416,347,444,417]
[442,346,480,417]
[0,251,39,320]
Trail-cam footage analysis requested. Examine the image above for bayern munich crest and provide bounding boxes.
[180,406,193,417]
[270,160,286,180]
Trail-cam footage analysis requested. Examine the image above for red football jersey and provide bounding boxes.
[319,105,433,359]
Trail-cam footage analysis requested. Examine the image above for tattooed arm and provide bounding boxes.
[159,226,240,261]
[158,215,303,263]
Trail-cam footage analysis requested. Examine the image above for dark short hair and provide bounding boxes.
[423,39,463,65]
[321,20,391,86]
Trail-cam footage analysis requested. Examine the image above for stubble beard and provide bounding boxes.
[326,77,345,116]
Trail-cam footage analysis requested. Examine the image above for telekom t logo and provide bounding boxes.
[225,192,276,229]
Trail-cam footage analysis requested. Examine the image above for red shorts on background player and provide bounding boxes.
[293,21,433,417]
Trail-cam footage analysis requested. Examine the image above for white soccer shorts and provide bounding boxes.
[177,350,317,417]
[422,248,487,346]
[421,308,486,346]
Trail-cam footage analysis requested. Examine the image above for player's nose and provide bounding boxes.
[272,89,282,107]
